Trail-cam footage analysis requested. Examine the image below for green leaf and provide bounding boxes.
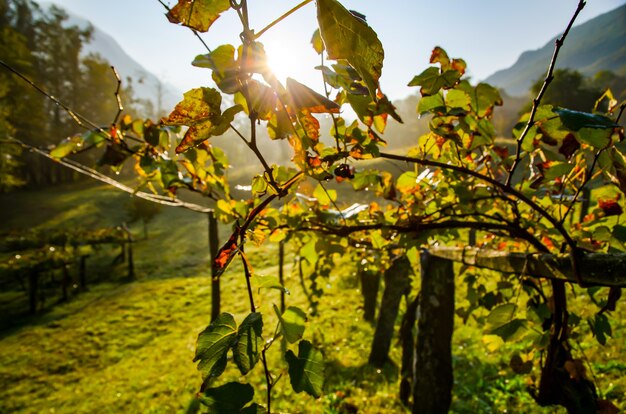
[194,313,238,381]
[166,0,230,32]
[313,184,336,206]
[445,89,471,111]
[588,313,612,345]
[275,305,307,344]
[285,340,324,398]
[409,67,462,96]
[485,303,517,329]
[468,83,502,118]
[50,135,84,159]
[193,45,239,94]
[316,0,383,98]
[310,29,324,55]
[198,382,254,413]
[233,313,263,375]
[417,93,445,115]
[554,108,619,131]
[488,319,527,342]
[575,127,612,150]
[254,275,286,293]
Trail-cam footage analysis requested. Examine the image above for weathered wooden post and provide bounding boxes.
[413,249,455,414]
[208,211,220,321]
[359,267,381,323]
[369,255,411,367]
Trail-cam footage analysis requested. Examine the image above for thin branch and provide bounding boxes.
[0,59,102,133]
[506,0,586,186]
[255,0,313,39]
[111,66,124,123]
[379,151,577,251]
[8,137,213,213]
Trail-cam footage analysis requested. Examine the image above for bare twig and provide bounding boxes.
[254,0,314,39]
[506,0,587,186]
[8,137,213,213]
[111,66,124,123]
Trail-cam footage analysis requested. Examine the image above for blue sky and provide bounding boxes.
[42,0,626,101]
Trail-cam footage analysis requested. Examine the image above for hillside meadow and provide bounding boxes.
[0,182,624,413]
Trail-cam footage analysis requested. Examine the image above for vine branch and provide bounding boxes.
[506,0,587,186]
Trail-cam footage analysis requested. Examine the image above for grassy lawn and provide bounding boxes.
[0,181,624,413]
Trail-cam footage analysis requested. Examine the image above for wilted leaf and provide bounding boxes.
[166,0,230,32]
[162,88,242,153]
[195,313,238,381]
[316,0,384,98]
[285,340,325,398]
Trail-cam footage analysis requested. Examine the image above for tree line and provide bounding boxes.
[0,0,151,191]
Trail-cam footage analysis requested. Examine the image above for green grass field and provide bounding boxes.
[0,181,624,413]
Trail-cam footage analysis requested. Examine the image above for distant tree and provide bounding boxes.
[524,68,601,112]
[126,196,162,240]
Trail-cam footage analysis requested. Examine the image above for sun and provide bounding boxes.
[262,39,321,89]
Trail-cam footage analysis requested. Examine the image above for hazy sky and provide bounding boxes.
[42,0,626,101]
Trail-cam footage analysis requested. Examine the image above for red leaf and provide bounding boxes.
[213,230,240,276]
[598,197,623,217]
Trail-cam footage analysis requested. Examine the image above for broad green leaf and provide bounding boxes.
[488,319,527,342]
[198,382,254,413]
[166,0,230,32]
[313,184,336,206]
[287,78,340,114]
[396,171,418,193]
[193,45,239,94]
[194,313,237,381]
[469,83,502,118]
[576,127,612,149]
[588,313,612,345]
[417,93,445,115]
[554,108,618,131]
[316,0,383,98]
[233,313,263,375]
[285,340,325,398]
[300,239,319,264]
[275,305,307,344]
[409,67,461,96]
[485,303,517,329]
[50,135,84,159]
[310,29,324,54]
[253,275,286,293]
[542,161,574,180]
[445,89,471,111]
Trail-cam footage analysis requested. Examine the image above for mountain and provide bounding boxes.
[41,3,181,114]
[484,4,626,96]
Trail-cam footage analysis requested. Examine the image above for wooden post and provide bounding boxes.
[278,241,285,314]
[368,255,410,367]
[208,211,220,322]
[413,249,455,414]
[359,268,381,323]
